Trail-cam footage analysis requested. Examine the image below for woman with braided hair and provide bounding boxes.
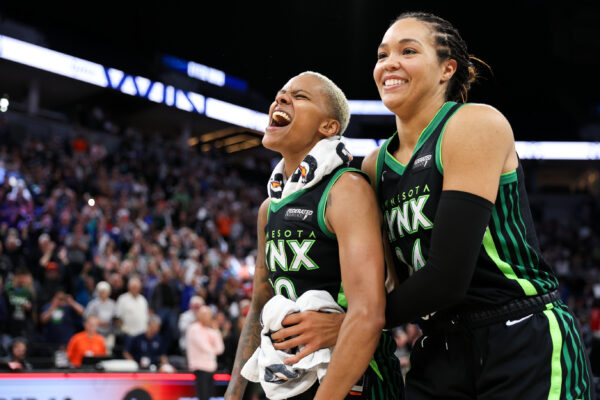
[359,11,594,399]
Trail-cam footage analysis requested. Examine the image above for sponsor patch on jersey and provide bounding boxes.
[284,208,314,222]
[412,154,433,172]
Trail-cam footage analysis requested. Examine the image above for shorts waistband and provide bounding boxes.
[420,290,560,332]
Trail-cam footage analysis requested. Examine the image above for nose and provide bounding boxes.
[382,56,401,72]
[275,91,291,105]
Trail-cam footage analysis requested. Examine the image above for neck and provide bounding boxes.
[395,97,446,150]
[279,135,328,179]
[282,156,303,179]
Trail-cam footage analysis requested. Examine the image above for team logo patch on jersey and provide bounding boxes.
[412,154,433,172]
[284,208,314,222]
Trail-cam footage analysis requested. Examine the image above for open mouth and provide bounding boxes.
[271,110,292,127]
[383,78,407,88]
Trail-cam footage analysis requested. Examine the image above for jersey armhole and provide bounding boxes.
[375,138,391,196]
[317,168,369,238]
[434,103,467,176]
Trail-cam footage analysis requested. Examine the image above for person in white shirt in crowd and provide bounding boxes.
[116,275,149,349]
[84,281,117,354]
[186,305,224,400]
[177,295,205,353]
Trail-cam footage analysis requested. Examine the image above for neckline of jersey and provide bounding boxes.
[385,101,456,173]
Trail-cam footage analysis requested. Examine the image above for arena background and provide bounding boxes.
[0,1,598,399]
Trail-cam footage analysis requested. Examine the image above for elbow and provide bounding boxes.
[349,305,385,333]
[443,282,468,308]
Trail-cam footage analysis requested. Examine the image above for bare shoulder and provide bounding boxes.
[332,170,372,194]
[448,103,514,143]
[360,145,382,187]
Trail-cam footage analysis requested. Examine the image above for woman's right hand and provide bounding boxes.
[270,311,345,365]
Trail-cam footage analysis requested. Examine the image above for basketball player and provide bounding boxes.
[225,71,402,400]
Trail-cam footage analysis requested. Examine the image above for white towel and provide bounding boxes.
[267,137,352,200]
[241,290,344,400]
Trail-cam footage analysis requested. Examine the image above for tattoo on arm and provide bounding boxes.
[226,263,273,398]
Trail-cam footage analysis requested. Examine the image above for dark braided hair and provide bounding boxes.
[392,12,484,103]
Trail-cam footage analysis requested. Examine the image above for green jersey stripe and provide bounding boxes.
[498,186,529,279]
[482,228,538,295]
[490,205,516,266]
[509,182,548,290]
[556,306,590,398]
[543,308,564,400]
[502,183,550,291]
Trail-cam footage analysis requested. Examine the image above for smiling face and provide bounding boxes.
[263,73,339,158]
[373,18,456,114]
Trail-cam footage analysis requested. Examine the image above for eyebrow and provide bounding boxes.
[278,89,312,96]
[378,38,423,49]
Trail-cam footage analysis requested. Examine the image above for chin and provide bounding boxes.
[262,136,281,153]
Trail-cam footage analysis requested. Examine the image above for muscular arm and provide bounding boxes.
[362,148,400,293]
[314,172,386,400]
[225,199,274,400]
[385,105,517,327]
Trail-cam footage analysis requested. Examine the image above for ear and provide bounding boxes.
[440,58,457,83]
[318,118,340,137]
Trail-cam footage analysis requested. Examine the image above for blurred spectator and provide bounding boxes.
[66,315,106,367]
[74,274,96,308]
[149,268,179,353]
[0,240,13,280]
[64,222,90,277]
[0,337,32,371]
[39,290,84,347]
[4,229,25,273]
[107,271,126,301]
[34,233,57,283]
[3,267,35,340]
[0,276,7,350]
[37,261,67,310]
[186,305,224,400]
[178,295,205,353]
[393,327,410,377]
[84,281,117,354]
[123,314,171,371]
[116,275,149,343]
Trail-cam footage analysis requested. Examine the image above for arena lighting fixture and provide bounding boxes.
[341,138,600,160]
[1,34,598,158]
[348,100,394,115]
[200,127,246,142]
[225,138,262,153]
[205,97,269,132]
[162,54,248,91]
[213,134,257,149]
[0,96,8,112]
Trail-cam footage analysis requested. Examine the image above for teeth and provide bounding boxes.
[273,111,291,122]
[384,79,406,86]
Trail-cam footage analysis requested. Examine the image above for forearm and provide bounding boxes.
[71,302,85,315]
[224,306,262,400]
[315,308,384,400]
[385,190,493,328]
[40,307,55,324]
